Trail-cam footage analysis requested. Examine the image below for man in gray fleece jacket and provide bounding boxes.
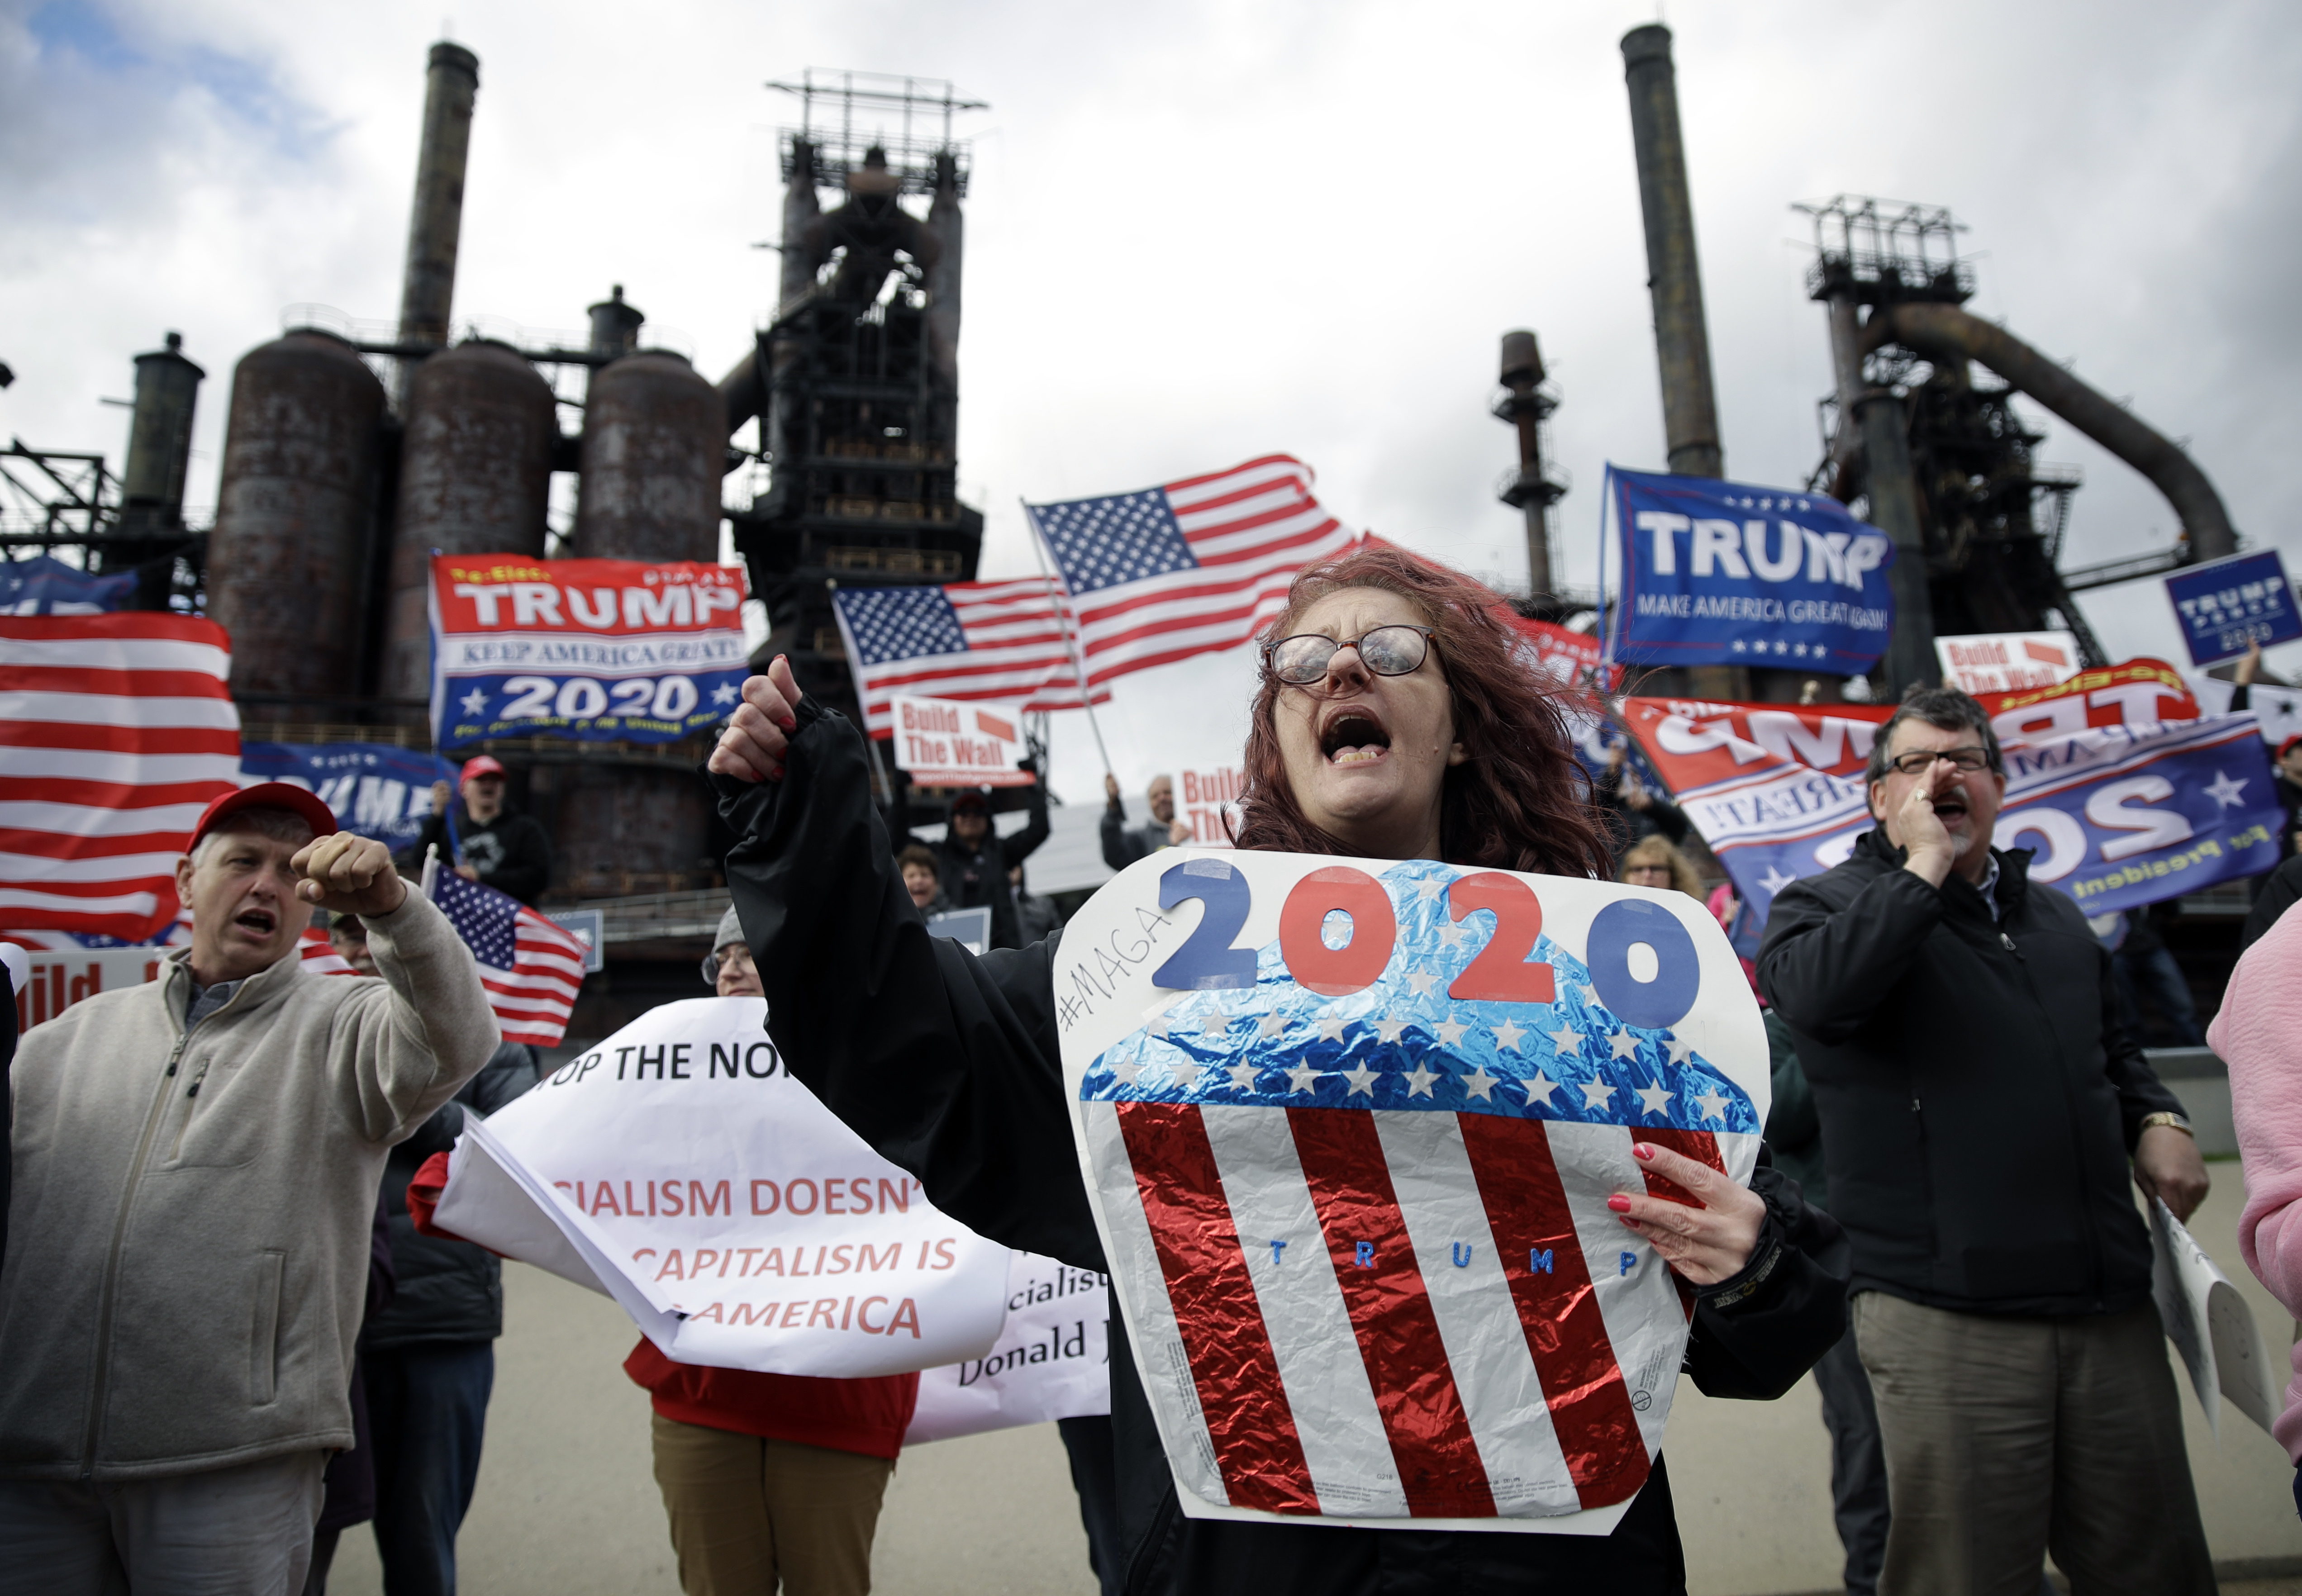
[0,784,501,1593]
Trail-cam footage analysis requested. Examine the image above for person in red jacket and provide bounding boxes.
[624,907,917,1596]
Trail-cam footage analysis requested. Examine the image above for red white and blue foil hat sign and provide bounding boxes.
[1055,851,1769,1536]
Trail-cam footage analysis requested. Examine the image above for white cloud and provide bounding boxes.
[5,0,2298,803]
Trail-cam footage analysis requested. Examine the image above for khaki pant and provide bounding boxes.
[650,1412,894,1596]
[1853,1292,2215,1596]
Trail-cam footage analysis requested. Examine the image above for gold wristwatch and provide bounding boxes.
[2139,1111,2194,1138]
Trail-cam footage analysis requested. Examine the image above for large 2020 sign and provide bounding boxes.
[1056,852,1769,1536]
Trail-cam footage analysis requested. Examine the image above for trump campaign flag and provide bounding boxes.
[239,742,459,853]
[1026,456,1359,688]
[2,555,138,616]
[0,613,241,942]
[418,998,1011,1378]
[428,556,747,750]
[1604,466,1894,672]
[1623,661,2278,921]
[833,578,1102,738]
[1057,851,1768,1533]
[427,868,586,1047]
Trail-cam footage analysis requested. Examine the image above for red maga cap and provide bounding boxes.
[187,782,340,853]
[460,755,507,783]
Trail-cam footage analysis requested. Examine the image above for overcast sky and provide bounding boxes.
[5,0,2298,802]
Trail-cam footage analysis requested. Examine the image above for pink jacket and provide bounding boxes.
[2212,901,2302,1464]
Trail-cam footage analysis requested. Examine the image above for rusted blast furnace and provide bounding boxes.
[1803,196,2244,689]
[723,73,989,729]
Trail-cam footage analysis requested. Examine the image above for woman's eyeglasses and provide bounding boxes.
[1263,625,1436,686]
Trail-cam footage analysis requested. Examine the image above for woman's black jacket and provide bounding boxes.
[718,698,1849,1596]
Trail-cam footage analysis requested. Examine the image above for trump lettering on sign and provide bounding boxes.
[1056,851,1769,1535]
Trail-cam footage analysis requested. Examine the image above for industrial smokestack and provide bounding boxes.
[1621,24,1724,480]
[395,42,480,392]
[1495,330,1563,599]
[122,332,203,518]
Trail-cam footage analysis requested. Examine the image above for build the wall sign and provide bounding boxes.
[891,694,1035,788]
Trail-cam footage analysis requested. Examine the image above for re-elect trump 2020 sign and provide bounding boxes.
[427,555,748,750]
[1606,466,1895,672]
[1055,852,1768,1535]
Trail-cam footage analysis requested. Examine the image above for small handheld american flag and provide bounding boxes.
[423,856,585,1046]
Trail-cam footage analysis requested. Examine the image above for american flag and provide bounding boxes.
[0,613,241,942]
[1078,859,1761,1521]
[426,868,585,1046]
[831,576,1108,737]
[1025,455,1359,687]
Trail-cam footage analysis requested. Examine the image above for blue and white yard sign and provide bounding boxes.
[2164,551,2300,667]
[1604,466,1896,671]
[239,741,459,852]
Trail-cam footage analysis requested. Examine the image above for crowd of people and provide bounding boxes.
[2,542,2300,1594]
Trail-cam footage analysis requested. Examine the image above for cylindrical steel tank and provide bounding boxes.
[207,330,386,711]
[123,332,204,515]
[545,764,716,898]
[379,339,557,704]
[571,350,722,562]
[1621,23,1725,480]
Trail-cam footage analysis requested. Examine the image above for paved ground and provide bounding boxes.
[327,1169,2300,1596]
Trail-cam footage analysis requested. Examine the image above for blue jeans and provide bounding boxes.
[365,1342,494,1596]
[2112,946,2204,1046]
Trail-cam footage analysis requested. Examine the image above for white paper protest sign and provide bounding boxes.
[1934,631,2081,694]
[891,694,1034,788]
[428,997,1011,1378]
[907,1253,1112,1444]
[2150,1197,2277,1440]
[1053,851,1769,1534]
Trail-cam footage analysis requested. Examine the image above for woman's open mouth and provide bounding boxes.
[1319,707,1392,768]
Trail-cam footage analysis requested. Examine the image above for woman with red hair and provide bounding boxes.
[709,545,1845,1594]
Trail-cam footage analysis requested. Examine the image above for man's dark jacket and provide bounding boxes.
[901,781,1051,951]
[362,1041,538,1350]
[400,803,554,906]
[1101,803,1170,873]
[717,697,1851,1596]
[1757,827,2183,1317]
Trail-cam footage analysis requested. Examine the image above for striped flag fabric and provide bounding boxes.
[1024,455,1359,687]
[831,576,1109,737]
[426,868,585,1046]
[1070,858,1763,1523]
[0,613,241,942]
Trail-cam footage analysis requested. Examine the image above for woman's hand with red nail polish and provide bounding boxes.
[709,655,805,784]
[1608,1141,1766,1287]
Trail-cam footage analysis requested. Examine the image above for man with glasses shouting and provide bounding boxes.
[1758,687,2212,1596]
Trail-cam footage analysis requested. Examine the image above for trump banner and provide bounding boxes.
[1056,851,1769,1534]
[239,742,459,853]
[1604,466,1894,672]
[427,556,748,750]
[907,1253,1113,1444]
[419,998,1011,1378]
[1625,670,2279,922]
